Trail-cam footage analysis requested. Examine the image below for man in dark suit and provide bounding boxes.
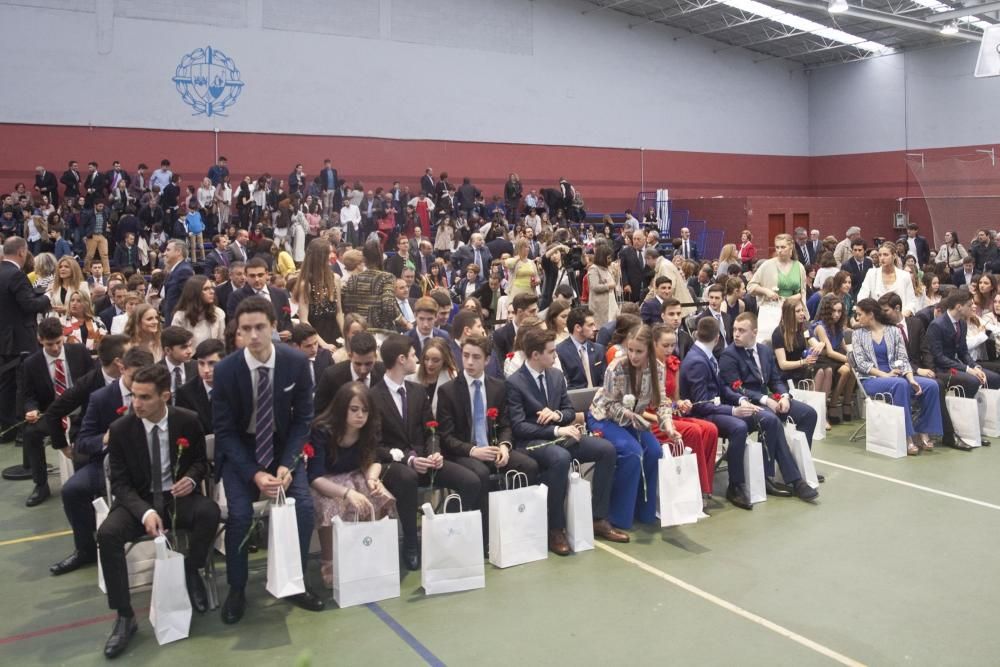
[695,284,733,356]
[681,317,817,510]
[176,339,224,436]
[438,335,539,548]
[204,234,231,275]
[44,336,136,576]
[97,364,219,658]
[841,240,873,298]
[794,228,815,266]
[660,298,694,360]
[213,297,324,624]
[313,332,383,412]
[556,307,606,390]
[20,317,94,506]
[408,296,452,356]
[927,289,1000,400]
[159,240,194,320]
[640,276,672,325]
[99,284,128,332]
[158,327,196,402]
[953,255,976,288]
[215,261,246,317]
[900,223,931,267]
[492,293,539,361]
[60,160,82,201]
[226,258,293,338]
[506,327,626,555]
[83,161,107,208]
[111,233,141,274]
[289,323,333,392]
[0,237,51,440]
[619,230,646,303]
[451,233,493,277]
[371,335,481,570]
[104,161,131,195]
[420,168,435,197]
[720,312,823,487]
[878,293,960,450]
[34,166,59,206]
[385,236,414,278]
[678,227,699,262]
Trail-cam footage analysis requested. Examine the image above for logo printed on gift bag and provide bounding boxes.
[363,536,373,547]
[518,504,525,513]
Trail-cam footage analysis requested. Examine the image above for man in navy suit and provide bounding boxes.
[506,327,625,555]
[900,223,931,267]
[159,239,194,320]
[492,293,538,361]
[176,338,223,436]
[226,258,293,339]
[451,233,493,277]
[619,230,646,303]
[556,307,606,390]
[98,284,127,332]
[48,346,153,575]
[952,255,976,288]
[793,227,815,266]
[212,297,324,624]
[678,227,699,262]
[840,240,873,298]
[927,289,1000,400]
[408,296,452,356]
[695,284,733,357]
[660,298,694,360]
[640,276,672,325]
[720,312,823,485]
[680,317,817,509]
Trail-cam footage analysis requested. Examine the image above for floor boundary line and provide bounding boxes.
[0,529,73,547]
[366,602,445,667]
[594,542,866,667]
[812,458,1000,511]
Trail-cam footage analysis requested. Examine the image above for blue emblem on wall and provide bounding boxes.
[172,47,244,117]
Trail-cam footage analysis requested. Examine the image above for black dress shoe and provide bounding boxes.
[289,589,325,612]
[726,483,753,510]
[816,473,826,484]
[793,480,819,502]
[50,550,96,576]
[982,439,991,447]
[949,441,973,452]
[402,544,420,571]
[765,478,793,497]
[25,484,50,507]
[103,614,138,659]
[185,568,208,613]
[221,588,246,625]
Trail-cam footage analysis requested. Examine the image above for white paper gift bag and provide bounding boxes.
[565,461,594,552]
[790,380,826,442]
[777,421,819,489]
[331,511,400,607]
[743,438,767,504]
[658,444,703,527]
[57,452,75,487]
[488,472,548,568]
[265,488,306,599]
[865,394,907,459]
[421,495,485,595]
[946,386,982,448]
[977,387,1000,438]
[95,498,156,593]
[756,301,782,344]
[149,536,192,646]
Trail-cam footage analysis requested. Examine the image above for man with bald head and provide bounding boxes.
[619,230,647,302]
[452,232,492,276]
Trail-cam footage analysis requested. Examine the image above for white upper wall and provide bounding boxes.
[0,0,810,155]
[808,42,1000,155]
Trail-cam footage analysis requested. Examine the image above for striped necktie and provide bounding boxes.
[255,367,274,469]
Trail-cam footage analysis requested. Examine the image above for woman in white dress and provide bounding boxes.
[857,242,916,316]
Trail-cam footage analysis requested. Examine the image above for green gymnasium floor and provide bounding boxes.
[3,423,1000,666]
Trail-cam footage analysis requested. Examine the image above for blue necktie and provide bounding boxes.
[255,367,274,469]
[472,379,488,447]
[537,373,548,404]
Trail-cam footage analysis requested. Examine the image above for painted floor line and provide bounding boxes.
[0,529,73,547]
[594,542,866,667]
[813,458,1000,511]
[0,609,148,646]
[366,602,445,667]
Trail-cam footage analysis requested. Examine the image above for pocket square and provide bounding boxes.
[593,360,603,366]
[283,383,295,392]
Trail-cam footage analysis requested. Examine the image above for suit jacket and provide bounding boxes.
[385,253,409,278]
[226,284,293,332]
[640,297,663,325]
[227,242,250,264]
[452,244,492,276]
[438,373,512,458]
[22,344,93,414]
[371,379,433,460]
[718,343,788,403]
[98,305,120,333]
[556,336,606,390]
[679,345,744,418]
[212,345,314,482]
[160,260,194,319]
[407,327,452,356]
[795,242,816,266]
[83,172,106,205]
[675,329,694,361]
[215,281,237,318]
[596,319,616,347]
[505,364,575,446]
[313,359,385,415]
[75,379,127,458]
[204,248,231,274]
[927,313,975,372]
[159,359,197,394]
[112,243,140,272]
[841,257,873,297]
[900,235,931,267]
[176,376,212,435]
[107,407,209,521]
[900,316,934,370]
[678,239,699,262]
[421,174,435,196]
[311,348,333,385]
[952,270,975,288]
[35,171,59,203]
[492,322,516,360]
[42,365,111,451]
[0,260,50,355]
[60,169,81,197]
[695,309,732,357]
[618,245,645,299]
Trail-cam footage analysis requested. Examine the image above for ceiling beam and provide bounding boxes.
[765,0,982,41]
[925,0,1000,21]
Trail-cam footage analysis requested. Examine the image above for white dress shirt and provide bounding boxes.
[383,376,406,420]
[43,347,72,388]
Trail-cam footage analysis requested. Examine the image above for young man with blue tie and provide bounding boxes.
[556,307,606,390]
[212,296,324,624]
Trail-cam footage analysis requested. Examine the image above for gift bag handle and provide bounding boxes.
[796,379,815,391]
[504,469,520,489]
[948,385,967,398]
[570,459,581,475]
[872,391,894,406]
[349,503,375,522]
[511,471,528,489]
[274,485,288,507]
[442,493,463,513]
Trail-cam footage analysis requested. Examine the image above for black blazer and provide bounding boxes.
[492,322,516,360]
[505,364,576,446]
[176,376,212,435]
[312,347,333,383]
[41,364,110,451]
[618,245,644,298]
[795,242,816,266]
[901,316,934,370]
[695,309,733,357]
[371,379,433,459]
[22,344,93,414]
[0,260,50,355]
[927,313,974,372]
[840,257,873,297]
[438,373,513,459]
[107,407,209,521]
[158,358,198,390]
[226,285,293,332]
[314,359,385,414]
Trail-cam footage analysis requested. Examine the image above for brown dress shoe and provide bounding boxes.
[548,529,571,556]
[592,519,630,543]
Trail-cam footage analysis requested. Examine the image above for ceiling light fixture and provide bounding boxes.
[828,0,849,13]
[941,21,959,35]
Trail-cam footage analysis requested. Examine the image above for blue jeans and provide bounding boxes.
[586,414,662,530]
[861,376,943,437]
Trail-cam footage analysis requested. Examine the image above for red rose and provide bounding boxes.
[666,356,680,372]
[731,380,743,390]
[593,431,604,438]
[486,407,499,420]
[506,353,514,360]
[772,393,783,401]
[302,443,315,459]
[115,406,127,416]
[426,421,439,429]
[950,368,959,376]
[282,305,291,314]
[176,437,190,450]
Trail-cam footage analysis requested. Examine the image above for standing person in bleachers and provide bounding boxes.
[506,327,626,555]
[213,297,325,624]
[159,239,194,320]
[678,227,699,262]
[619,230,646,303]
[97,364,219,658]
[21,317,94,507]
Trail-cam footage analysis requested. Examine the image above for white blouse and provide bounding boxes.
[857,266,917,314]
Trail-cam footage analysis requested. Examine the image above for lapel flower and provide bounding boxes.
[176,437,190,450]
[281,305,291,314]
[302,443,315,459]
[731,380,743,390]
[949,368,959,376]
[426,421,439,433]
[116,405,127,416]
[486,407,499,420]
[506,352,514,360]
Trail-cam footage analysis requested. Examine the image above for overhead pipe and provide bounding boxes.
[765,0,982,42]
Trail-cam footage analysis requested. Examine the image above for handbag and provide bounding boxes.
[265,487,306,599]
[488,472,548,568]
[865,393,908,458]
[421,495,485,595]
[658,443,703,527]
[565,461,594,552]
[331,508,400,607]
[149,536,192,645]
